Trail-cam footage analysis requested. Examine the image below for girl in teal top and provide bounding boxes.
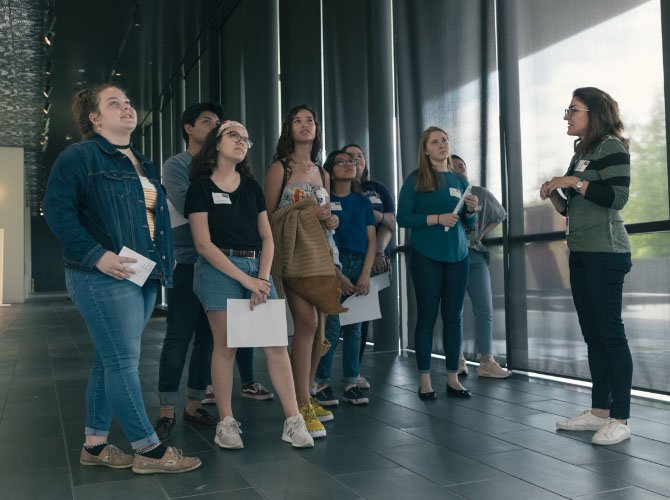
[397,126,478,400]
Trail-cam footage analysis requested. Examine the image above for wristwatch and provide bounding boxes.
[575,179,584,193]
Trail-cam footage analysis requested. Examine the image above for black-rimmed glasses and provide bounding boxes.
[334,159,357,167]
[564,107,590,117]
[222,130,253,149]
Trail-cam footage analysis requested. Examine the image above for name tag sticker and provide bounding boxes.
[213,192,231,204]
[330,201,343,211]
[449,187,462,198]
[368,195,382,205]
[575,160,590,172]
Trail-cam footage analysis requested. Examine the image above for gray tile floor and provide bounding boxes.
[1,297,669,500]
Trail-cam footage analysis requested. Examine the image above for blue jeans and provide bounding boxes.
[409,250,469,373]
[158,263,255,405]
[65,268,161,450]
[466,249,493,356]
[316,252,365,385]
[570,251,633,419]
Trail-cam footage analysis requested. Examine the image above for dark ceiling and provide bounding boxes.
[0,0,235,215]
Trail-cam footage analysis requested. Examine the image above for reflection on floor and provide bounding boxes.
[1,297,669,500]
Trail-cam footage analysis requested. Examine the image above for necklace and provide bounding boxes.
[110,142,131,149]
[293,159,315,174]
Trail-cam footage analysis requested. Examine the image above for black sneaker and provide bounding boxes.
[183,408,218,428]
[154,416,175,441]
[342,386,369,405]
[314,385,339,407]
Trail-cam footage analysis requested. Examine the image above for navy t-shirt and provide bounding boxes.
[361,179,395,256]
[330,192,375,256]
[184,175,266,251]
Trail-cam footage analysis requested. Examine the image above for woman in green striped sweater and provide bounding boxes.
[540,87,632,446]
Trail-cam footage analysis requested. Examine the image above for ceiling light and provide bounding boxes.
[45,59,53,75]
[42,85,52,98]
[42,102,51,115]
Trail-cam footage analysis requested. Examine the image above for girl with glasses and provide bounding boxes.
[342,143,396,390]
[186,121,313,450]
[314,150,377,405]
[540,87,633,446]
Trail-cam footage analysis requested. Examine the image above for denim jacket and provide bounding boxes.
[44,134,174,286]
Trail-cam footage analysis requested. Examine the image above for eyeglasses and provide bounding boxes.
[564,107,590,117]
[334,159,357,167]
[222,130,253,149]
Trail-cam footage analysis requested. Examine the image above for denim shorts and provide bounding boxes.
[193,255,278,311]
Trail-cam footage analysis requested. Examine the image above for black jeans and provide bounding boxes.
[158,263,254,405]
[409,250,469,373]
[569,251,633,419]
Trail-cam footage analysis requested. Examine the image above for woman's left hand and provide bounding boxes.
[355,275,371,296]
[542,176,581,197]
[324,214,339,230]
[464,194,478,214]
[373,254,390,274]
[249,290,268,310]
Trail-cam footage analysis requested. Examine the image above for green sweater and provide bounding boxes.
[565,136,630,253]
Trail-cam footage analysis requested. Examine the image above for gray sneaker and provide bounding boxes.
[80,444,133,469]
[215,416,244,449]
[131,446,201,474]
[282,414,314,448]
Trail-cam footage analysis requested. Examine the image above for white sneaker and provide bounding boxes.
[282,414,315,448]
[556,410,609,431]
[478,360,512,378]
[357,375,371,390]
[592,418,631,445]
[214,416,244,449]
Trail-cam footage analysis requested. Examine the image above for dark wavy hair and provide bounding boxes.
[71,83,122,139]
[181,102,225,143]
[342,143,369,182]
[273,104,322,170]
[189,125,253,180]
[323,149,362,194]
[572,87,629,154]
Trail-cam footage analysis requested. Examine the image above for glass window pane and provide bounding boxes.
[524,235,670,393]
[518,0,667,233]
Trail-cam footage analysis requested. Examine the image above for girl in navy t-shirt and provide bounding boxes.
[314,150,376,406]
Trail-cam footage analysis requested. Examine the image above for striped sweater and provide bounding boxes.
[565,136,630,253]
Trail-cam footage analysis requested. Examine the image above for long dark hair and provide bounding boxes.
[572,87,629,154]
[273,104,323,172]
[71,83,122,139]
[323,149,362,194]
[189,125,253,180]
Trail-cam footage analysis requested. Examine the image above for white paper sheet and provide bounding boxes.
[339,291,381,326]
[119,246,156,287]
[370,272,390,291]
[227,299,288,347]
[445,183,472,232]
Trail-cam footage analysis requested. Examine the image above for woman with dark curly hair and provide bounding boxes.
[264,105,339,438]
[187,120,313,449]
[541,87,633,445]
